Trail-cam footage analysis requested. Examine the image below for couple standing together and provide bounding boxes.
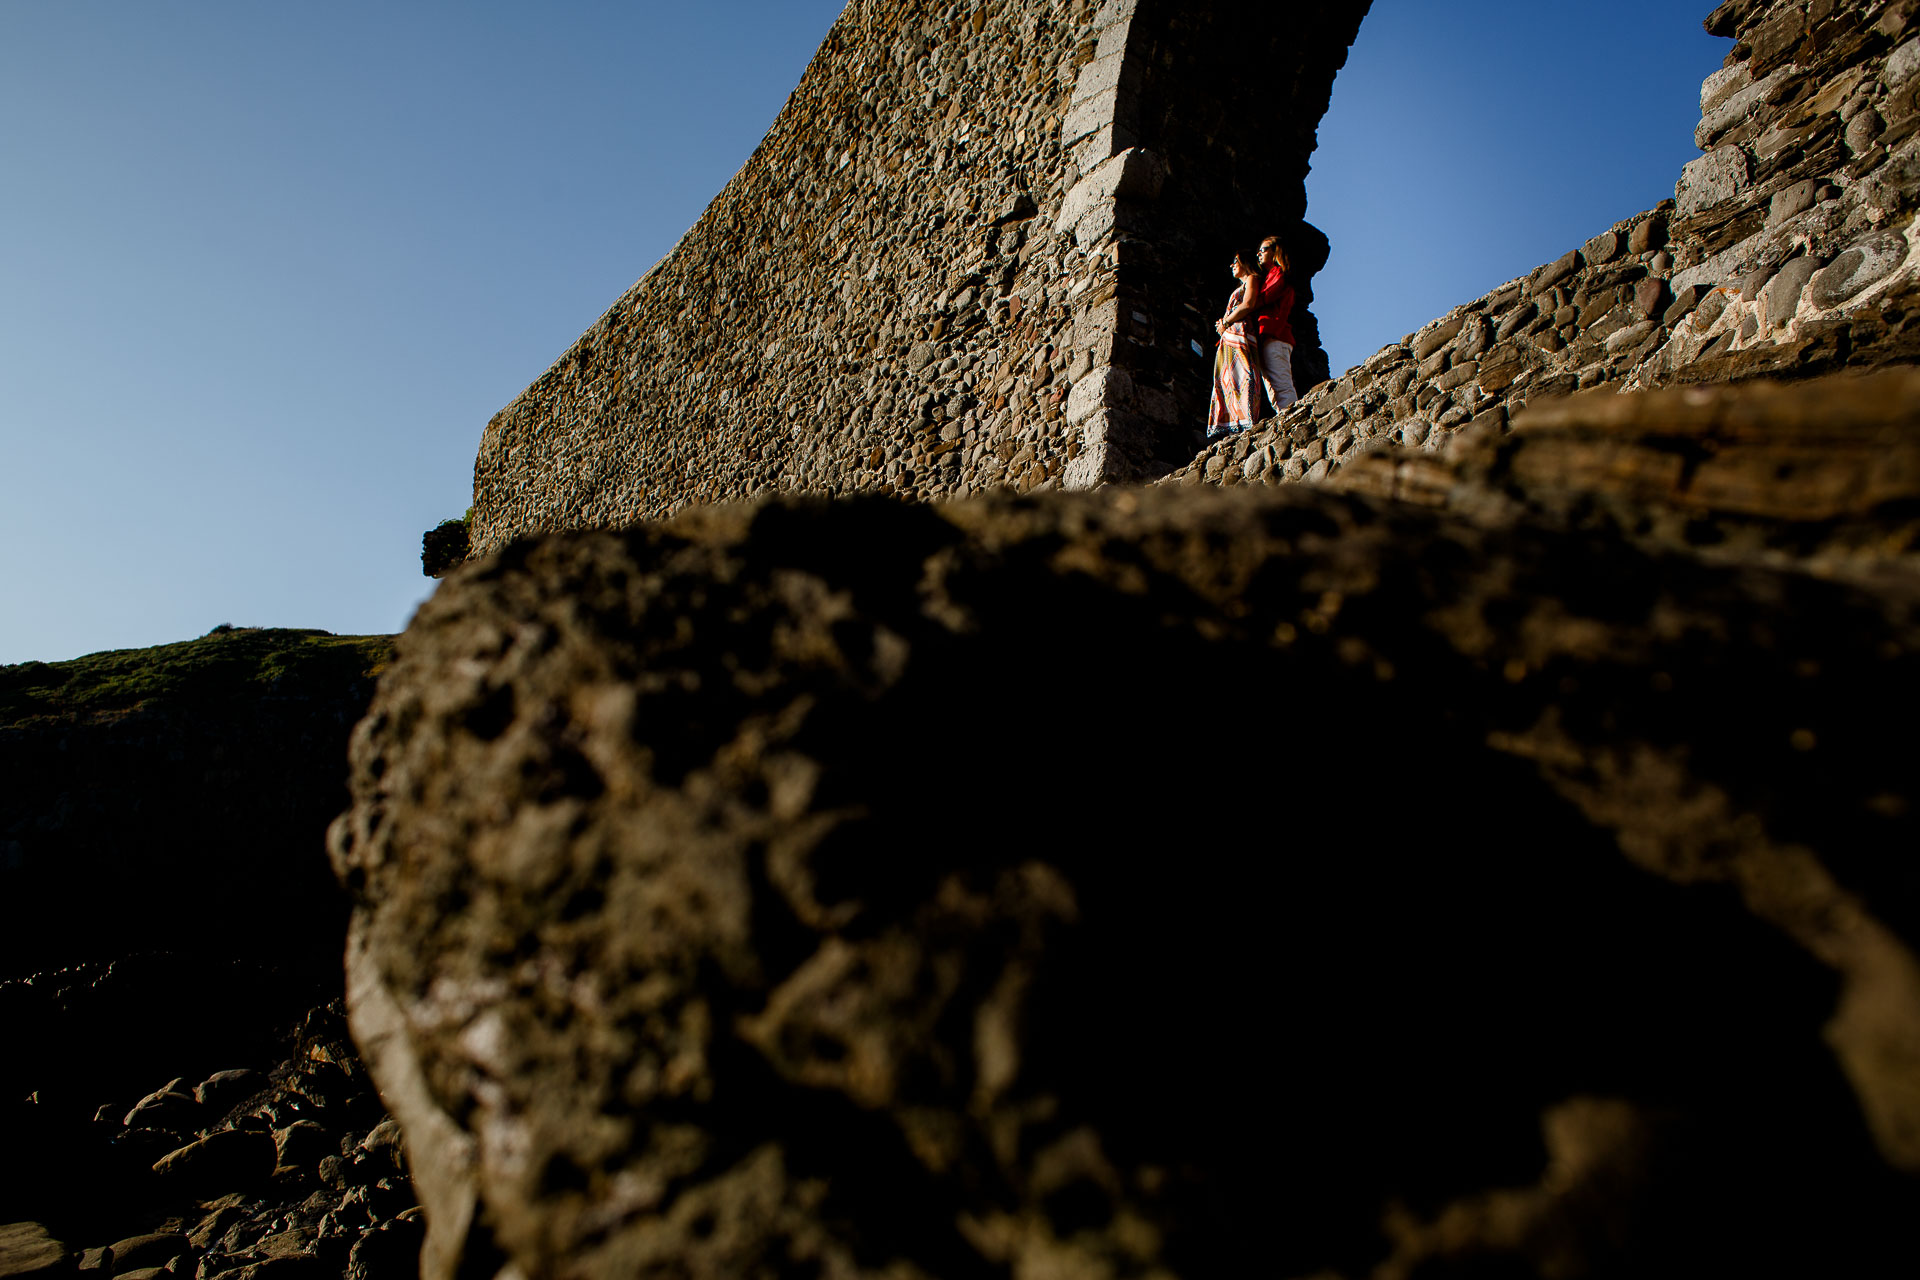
[1206,235,1297,441]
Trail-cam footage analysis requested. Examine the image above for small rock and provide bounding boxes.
[1763,256,1823,327]
[1740,265,1778,302]
[1532,249,1584,296]
[1495,301,1539,342]
[1692,288,1732,331]
[1846,109,1885,157]
[1606,321,1658,354]
[1635,277,1671,321]
[76,1249,110,1275]
[0,1223,70,1280]
[1884,36,1920,88]
[1413,316,1466,359]
[1629,215,1668,255]
[124,1085,197,1131]
[1455,315,1494,361]
[1768,179,1818,226]
[1663,286,1707,328]
[188,1205,249,1252]
[1583,231,1622,265]
[106,1232,187,1273]
[154,1128,277,1196]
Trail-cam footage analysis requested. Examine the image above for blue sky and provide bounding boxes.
[0,1,1725,664]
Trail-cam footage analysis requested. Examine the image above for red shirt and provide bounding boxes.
[1255,264,1295,347]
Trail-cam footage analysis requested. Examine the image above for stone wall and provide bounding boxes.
[1169,0,1920,489]
[469,0,1368,558]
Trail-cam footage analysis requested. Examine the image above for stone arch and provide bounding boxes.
[466,0,1372,555]
[1047,0,1370,486]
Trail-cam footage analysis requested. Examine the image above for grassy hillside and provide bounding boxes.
[0,627,394,727]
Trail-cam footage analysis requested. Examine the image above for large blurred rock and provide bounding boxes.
[334,463,1920,1278]
[1336,366,1920,573]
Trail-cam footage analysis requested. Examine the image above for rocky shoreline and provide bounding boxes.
[2,632,411,1280]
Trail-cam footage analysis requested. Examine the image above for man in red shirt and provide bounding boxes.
[1253,235,1299,414]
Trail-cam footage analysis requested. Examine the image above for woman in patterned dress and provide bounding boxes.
[1207,251,1265,441]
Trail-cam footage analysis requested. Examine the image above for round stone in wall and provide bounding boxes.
[1583,231,1622,265]
[1807,233,1909,310]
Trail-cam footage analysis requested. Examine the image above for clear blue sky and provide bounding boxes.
[1,1,1725,665]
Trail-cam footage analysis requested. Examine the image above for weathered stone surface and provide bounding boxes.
[1808,231,1911,308]
[0,1224,69,1280]
[1470,368,1920,540]
[1676,145,1753,214]
[341,443,1920,1278]
[1770,177,1820,224]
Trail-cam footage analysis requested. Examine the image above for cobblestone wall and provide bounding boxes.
[1169,0,1920,489]
[469,0,1369,557]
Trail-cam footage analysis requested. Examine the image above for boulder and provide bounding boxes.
[102,1234,185,1274]
[336,452,1920,1279]
[153,1129,277,1198]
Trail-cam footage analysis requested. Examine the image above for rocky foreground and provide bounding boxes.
[336,370,1920,1279]
[5,374,1918,1279]
[1,630,419,1280]
[1,958,421,1280]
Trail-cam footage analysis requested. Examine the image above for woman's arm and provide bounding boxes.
[1216,280,1259,332]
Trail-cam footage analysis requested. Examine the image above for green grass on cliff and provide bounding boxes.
[0,628,395,728]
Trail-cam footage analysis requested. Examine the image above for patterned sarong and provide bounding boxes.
[1207,316,1263,440]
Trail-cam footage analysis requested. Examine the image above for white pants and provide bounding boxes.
[1259,340,1298,415]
